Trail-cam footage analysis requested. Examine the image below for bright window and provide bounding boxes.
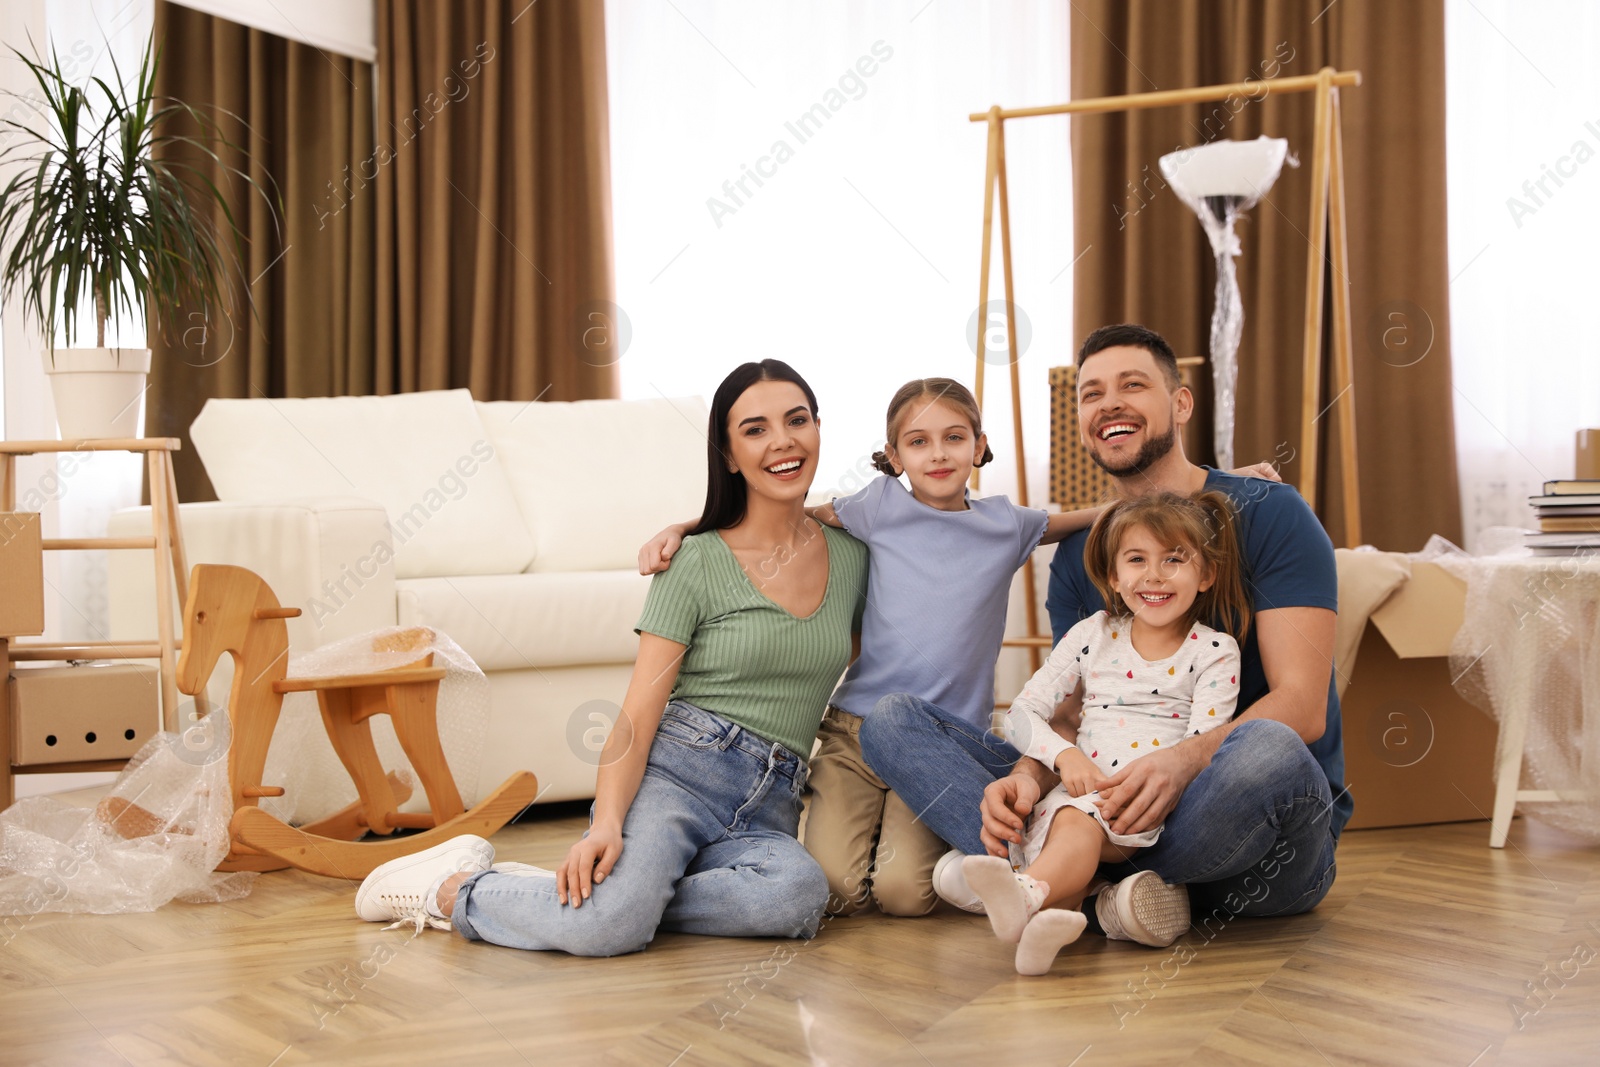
[605,1,1073,506]
[1447,0,1600,548]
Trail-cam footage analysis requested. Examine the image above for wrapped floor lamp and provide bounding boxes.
[1160,136,1294,471]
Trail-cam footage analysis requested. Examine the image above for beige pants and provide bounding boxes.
[802,708,947,917]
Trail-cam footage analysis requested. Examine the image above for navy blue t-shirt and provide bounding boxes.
[1045,468,1351,837]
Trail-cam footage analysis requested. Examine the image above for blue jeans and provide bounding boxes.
[860,693,1337,919]
[453,701,829,957]
[857,694,1021,858]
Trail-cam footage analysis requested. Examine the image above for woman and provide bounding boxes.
[353,360,868,956]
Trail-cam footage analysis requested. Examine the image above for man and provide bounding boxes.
[860,323,1346,947]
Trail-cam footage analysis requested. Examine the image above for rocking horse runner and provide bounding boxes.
[177,563,541,879]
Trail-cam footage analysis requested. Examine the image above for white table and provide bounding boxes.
[1480,552,1600,847]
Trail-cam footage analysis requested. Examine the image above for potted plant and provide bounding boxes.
[0,41,265,440]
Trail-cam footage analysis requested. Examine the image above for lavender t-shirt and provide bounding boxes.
[828,475,1048,730]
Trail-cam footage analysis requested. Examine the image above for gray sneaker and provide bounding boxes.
[1096,870,1189,947]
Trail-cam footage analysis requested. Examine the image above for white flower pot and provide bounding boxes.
[41,347,151,441]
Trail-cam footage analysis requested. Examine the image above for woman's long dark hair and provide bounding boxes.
[688,360,820,535]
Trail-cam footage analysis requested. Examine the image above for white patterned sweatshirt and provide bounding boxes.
[1004,611,1241,775]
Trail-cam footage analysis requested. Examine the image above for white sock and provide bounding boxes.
[963,855,1047,943]
[423,870,455,920]
[1015,909,1087,975]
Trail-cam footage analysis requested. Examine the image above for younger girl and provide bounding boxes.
[965,490,1249,974]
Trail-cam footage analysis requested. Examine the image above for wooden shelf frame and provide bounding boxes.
[1,438,204,809]
[972,68,1365,671]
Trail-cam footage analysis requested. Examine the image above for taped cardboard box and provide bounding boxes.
[8,663,159,764]
[0,512,45,637]
[1341,561,1497,830]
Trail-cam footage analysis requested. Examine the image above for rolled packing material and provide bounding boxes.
[1577,428,1600,480]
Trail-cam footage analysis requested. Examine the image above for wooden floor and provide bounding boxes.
[3,796,1598,1067]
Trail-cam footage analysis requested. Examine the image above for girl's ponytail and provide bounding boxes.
[870,450,898,476]
[1193,490,1252,646]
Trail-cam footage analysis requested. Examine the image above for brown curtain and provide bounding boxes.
[151,1,375,502]
[1070,0,1461,551]
[375,1,618,401]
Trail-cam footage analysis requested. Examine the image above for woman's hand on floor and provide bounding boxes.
[557,824,623,907]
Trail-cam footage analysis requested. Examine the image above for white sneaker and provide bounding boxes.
[931,849,986,914]
[1096,870,1189,947]
[355,834,495,933]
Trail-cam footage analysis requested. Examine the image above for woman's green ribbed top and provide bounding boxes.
[635,525,868,758]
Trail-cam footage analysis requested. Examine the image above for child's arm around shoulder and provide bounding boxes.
[638,508,843,575]
[639,520,694,575]
[807,502,844,529]
[1033,462,1279,549]
[1040,506,1104,545]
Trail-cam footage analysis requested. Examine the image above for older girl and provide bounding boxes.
[645,379,1096,916]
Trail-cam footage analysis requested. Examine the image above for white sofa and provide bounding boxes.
[109,389,709,809]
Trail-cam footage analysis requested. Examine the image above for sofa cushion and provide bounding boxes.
[191,390,537,580]
[110,497,398,648]
[477,397,708,573]
[395,570,653,671]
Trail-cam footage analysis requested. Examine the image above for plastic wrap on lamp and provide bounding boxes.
[1160,138,1294,470]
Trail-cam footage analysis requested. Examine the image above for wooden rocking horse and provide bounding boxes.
[176,564,541,879]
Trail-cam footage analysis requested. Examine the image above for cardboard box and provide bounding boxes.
[1341,561,1498,830]
[8,663,159,764]
[0,512,46,637]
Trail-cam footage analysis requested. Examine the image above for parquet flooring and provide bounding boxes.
[3,796,1598,1066]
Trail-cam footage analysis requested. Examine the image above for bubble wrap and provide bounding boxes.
[0,735,256,916]
[261,627,490,826]
[0,628,489,916]
[1421,532,1600,842]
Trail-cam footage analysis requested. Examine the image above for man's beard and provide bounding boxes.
[1088,422,1176,478]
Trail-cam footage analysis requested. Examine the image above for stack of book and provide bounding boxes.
[1527,480,1600,555]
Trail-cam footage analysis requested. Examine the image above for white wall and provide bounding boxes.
[1446,0,1600,549]
[606,0,1073,511]
[164,0,373,61]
